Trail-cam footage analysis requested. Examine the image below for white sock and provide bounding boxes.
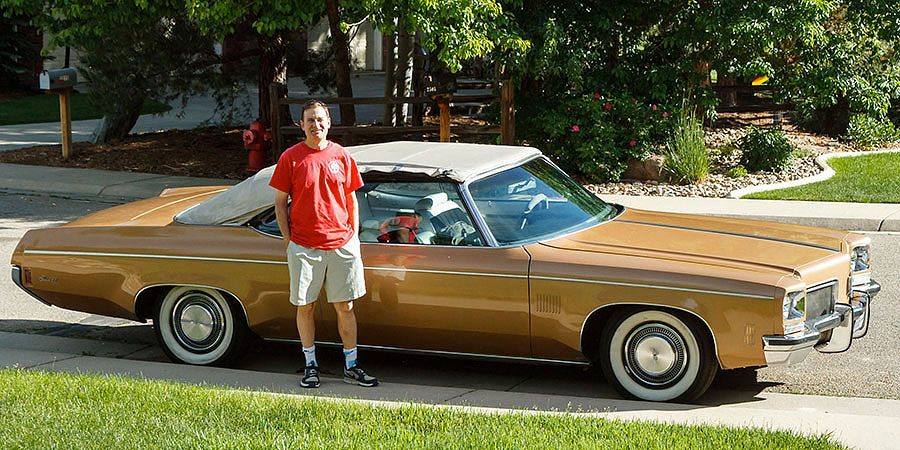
[343,347,358,369]
[303,345,317,367]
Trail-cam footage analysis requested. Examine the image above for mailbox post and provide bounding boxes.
[425,74,456,142]
[39,69,78,160]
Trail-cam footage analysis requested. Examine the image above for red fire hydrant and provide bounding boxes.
[242,121,272,173]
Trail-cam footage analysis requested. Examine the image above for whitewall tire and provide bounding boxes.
[153,286,248,366]
[600,308,717,402]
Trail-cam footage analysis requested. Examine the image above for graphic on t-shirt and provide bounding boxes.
[329,160,341,174]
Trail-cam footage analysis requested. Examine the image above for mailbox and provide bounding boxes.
[424,73,457,97]
[39,68,78,90]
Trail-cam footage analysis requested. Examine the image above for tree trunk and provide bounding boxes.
[823,96,851,137]
[91,93,144,144]
[326,0,356,126]
[395,22,414,127]
[383,27,397,126]
[259,34,292,127]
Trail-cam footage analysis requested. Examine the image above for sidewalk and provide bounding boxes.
[1,331,897,450]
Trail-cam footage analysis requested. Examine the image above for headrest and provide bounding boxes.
[415,192,449,213]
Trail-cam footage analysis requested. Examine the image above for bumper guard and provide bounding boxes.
[762,279,880,366]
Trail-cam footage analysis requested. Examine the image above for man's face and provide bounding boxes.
[301,105,330,142]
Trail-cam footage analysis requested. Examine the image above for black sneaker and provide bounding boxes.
[343,365,378,387]
[300,365,320,388]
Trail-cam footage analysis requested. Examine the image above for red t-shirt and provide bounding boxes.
[269,141,364,249]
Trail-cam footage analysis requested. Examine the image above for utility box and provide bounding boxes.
[39,68,77,91]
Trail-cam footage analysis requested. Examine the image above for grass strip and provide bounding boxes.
[0,369,845,450]
[0,93,171,126]
[744,152,900,202]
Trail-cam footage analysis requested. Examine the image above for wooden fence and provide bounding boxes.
[269,79,515,155]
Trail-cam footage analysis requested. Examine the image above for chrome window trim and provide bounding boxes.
[265,338,591,367]
[133,283,251,329]
[577,302,721,367]
[531,274,773,299]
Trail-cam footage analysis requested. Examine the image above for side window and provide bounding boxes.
[357,181,485,246]
[249,206,283,237]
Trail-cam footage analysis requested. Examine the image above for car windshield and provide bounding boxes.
[468,158,618,245]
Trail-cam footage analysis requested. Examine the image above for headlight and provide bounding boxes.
[851,246,870,272]
[783,290,805,321]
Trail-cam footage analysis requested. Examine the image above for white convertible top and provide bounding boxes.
[176,141,542,225]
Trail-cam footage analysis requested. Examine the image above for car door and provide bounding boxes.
[318,180,532,358]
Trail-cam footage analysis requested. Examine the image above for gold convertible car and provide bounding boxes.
[10,142,879,402]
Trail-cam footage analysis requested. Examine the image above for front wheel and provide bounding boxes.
[153,286,248,366]
[600,308,717,402]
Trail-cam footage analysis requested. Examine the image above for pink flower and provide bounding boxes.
[662,112,669,118]
[652,105,657,110]
[571,125,580,132]
[629,140,636,147]
[604,102,612,110]
[594,93,600,99]
[632,98,637,103]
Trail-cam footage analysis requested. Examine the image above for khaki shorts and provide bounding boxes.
[287,235,366,306]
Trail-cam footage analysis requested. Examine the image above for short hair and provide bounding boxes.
[301,100,330,121]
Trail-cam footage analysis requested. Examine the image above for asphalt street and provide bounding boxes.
[1,191,898,402]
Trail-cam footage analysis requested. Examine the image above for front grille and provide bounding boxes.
[807,281,837,320]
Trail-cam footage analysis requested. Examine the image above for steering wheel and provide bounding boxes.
[518,193,549,231]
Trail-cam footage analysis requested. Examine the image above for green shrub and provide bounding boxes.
[517,93,677,182]
[737,126,796,172]
[845,114,899,148]
[662,107,709,184]
[726,166,748,178]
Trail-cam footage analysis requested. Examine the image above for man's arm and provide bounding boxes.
[347,190,359,233]
[274,190,291,248]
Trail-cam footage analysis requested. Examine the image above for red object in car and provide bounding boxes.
[242,121,272,173]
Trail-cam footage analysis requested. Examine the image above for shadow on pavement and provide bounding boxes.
[0,319,776,411]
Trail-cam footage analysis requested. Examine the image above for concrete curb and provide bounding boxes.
[729,148,900,198]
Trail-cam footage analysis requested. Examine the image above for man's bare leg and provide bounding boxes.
[332,300,357,349]
[296,302,317,347]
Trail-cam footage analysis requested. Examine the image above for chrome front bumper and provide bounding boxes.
[762,279,880,366]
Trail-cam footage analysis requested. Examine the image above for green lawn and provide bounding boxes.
[0,92,171,126]
[744,152,900,202]
[0,369,845,450]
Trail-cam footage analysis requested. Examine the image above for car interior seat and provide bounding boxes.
[414,193,469,244]
[358,219,382,242]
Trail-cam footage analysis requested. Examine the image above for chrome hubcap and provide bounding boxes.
[624,323,687,386]
[172,292,225,353]
[180,304,215,341]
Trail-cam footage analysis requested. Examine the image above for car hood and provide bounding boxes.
[540,207,850,275]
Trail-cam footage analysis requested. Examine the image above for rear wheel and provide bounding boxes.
[599,308,717,402]
[153,286,248,366]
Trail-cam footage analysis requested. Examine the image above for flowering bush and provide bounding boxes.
[519,93,677,182]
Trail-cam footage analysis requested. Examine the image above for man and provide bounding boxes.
[269,100,377,388]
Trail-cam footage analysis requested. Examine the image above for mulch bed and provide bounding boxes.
[0,117,495,180]
[0,127,252,180]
